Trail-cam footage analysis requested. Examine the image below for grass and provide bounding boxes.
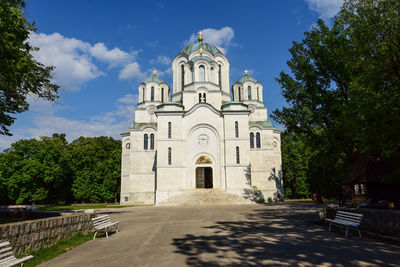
[22,232,96,267]
[38,203,139,211]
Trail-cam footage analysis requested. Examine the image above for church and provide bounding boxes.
[120,32,283,205]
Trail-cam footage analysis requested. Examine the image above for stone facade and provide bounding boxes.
[0,213,92,254]
[121,34,283,205]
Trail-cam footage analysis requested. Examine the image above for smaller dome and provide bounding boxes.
[236,76,260,84]
[142,75,167,85]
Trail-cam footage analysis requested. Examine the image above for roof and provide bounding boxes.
[142,76,167,85]
[178,42,224,58]
[236,76,260,84]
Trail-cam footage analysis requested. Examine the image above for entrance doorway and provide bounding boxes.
[196,167,213,188]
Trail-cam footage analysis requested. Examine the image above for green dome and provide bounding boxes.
[142,76,167,85]
[178,42,224,58]
[236,76,260,84]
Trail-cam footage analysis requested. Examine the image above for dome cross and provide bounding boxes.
[198,31,203,43]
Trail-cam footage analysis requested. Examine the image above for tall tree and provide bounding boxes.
[0,0,59,135]
[273,0,400,197]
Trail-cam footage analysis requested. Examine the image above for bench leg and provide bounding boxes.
[328,223,332,232]
[357,227,362,238]
[116,225,119,233]
[345,227,348,238]
[105,228,109,238]
[93,231,98,240]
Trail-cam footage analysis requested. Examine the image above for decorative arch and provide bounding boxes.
[187,123,220,142]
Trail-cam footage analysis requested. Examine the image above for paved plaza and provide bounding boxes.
[40,203,399,266]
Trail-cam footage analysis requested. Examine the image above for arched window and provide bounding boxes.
[190,67,194,83]
[168,147,172,165]
[238,87,242,101]
[248,86,252,100]
[168,122,171,138]
[161,88,164,102]
[199,65,205,82]
[218,65,222,89]
[235,121,239,137]
[210,67,214,83]
[142,88,145,102]
[181,65,185,91]
[203,93,206,103]
[256,133,261,148]
[257,87,260,101]
[199,93,202,103]
[232,88,235,100]
[144,134,148,150]
[236,146,240,164]
[250,133,254,148]
[151,86,154,101]
[150,134,154,150]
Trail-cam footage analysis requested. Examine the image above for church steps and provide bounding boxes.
[157,188,255,206]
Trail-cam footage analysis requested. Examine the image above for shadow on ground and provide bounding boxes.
[172,205,399,266]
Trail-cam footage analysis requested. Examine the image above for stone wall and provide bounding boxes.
[327,207,400,237]
[0,213,93,254]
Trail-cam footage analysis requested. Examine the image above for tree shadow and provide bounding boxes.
[172,205,399,266]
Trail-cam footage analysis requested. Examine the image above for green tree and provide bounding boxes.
[0,0,59,135]
[281,132,311,199]
[69,136,121,203]
[0,134,72,204]
[273,0,400,197]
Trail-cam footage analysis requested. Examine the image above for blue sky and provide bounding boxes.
[0,0,343,150]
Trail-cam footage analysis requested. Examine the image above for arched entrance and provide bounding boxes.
[196,167,213,188]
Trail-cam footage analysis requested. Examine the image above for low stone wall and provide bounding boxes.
[327,207,400,237]
[0,212,93,254]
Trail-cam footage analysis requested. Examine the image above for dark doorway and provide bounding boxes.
[196,167,213,188]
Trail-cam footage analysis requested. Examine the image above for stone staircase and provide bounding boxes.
[157,189,255,206]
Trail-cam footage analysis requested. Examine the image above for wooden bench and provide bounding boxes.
[326,210,363,238]
[0,241,33,267]
[91,215,120,239]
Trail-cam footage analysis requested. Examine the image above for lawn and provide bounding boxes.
[22,232,96,267]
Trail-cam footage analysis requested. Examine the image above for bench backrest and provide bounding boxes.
[335,211,363,225]
[0,241,14,262]
[92,215,111,227]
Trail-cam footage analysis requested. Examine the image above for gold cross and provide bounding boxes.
[245,69,248,77]
[153,69,157,77]
[198,31,203,42]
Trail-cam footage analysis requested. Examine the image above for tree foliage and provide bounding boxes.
[0,135,121,204]
[0,0,59,135]
[273,0,400,197]
[70,136,121,203]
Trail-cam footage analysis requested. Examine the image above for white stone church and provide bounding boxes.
[120,33,282,205]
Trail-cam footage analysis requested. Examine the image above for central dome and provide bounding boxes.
[178,42,224,58]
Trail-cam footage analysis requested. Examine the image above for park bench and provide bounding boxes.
[326,210,363,238]
[91,214,120,239]
[0,241,33,267]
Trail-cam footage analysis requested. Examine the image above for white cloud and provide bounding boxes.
[29,32,141,91]
[186,27,235,54]
[150,55,171,65]
[119,62,146,80]
[306,0,344,19]
[117,93,138,105]
[89,43,137,67]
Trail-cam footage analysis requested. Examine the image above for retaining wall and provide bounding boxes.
[0,213,93,254]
